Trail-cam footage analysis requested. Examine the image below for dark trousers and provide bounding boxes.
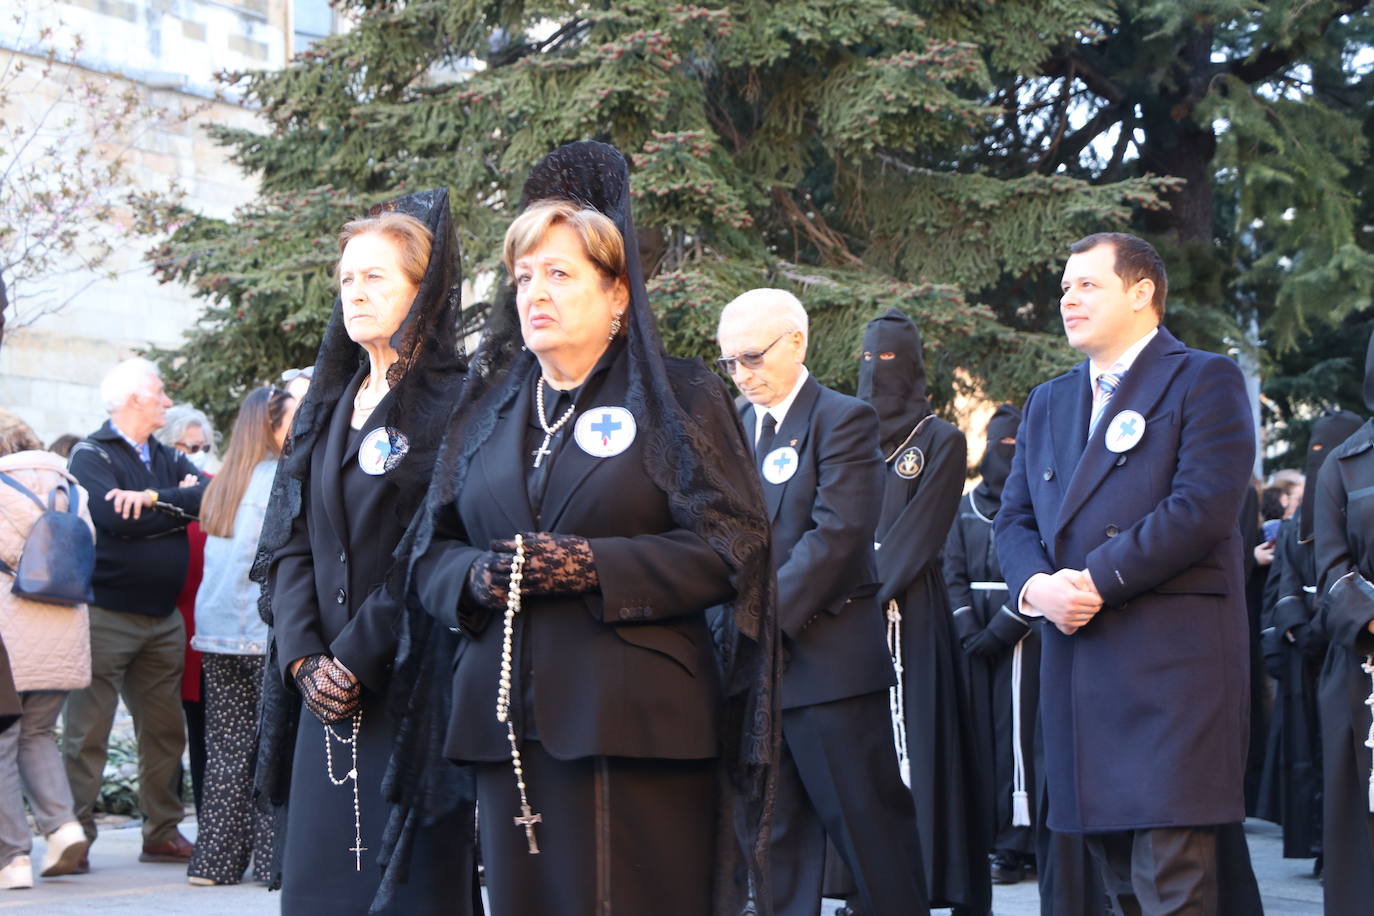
[771,691,929,916]
[1085,827,1218,916]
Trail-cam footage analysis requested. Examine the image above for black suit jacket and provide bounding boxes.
[269,370,412,693]
[745,374,895,709]
[415,353,743,763]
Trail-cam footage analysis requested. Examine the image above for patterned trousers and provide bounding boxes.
[187,653,273,884]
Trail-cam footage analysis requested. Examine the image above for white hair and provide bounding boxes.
[100,357,161,414]
[718,288,809,341]
[155,404,217,453]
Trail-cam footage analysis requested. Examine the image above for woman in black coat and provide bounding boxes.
[255,189,479,915]
[397,142,779,916]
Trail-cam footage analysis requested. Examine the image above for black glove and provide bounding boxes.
[294,654,362,725]
[464,549,514,612]
[962,606,1032,658]
[491,532,599,597]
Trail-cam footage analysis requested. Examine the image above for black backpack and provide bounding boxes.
[0,471,96,606]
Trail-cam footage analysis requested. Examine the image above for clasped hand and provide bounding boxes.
[1025,568,1103,635]
[292,654,361,725]
[464,531,599,610]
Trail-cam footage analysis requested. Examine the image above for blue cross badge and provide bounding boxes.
[762,446,799,485]
[574,406,636,459]
[1106,409,1146,454]
[358,427,410,475]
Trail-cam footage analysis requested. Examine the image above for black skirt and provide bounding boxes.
[476,740,717,915]
[280,691,480,916]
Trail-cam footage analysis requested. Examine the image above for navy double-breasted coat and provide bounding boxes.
[995,327,1255,833]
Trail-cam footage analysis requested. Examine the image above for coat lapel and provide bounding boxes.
[541,354,634,530]
[1048,363,1091,487]
[479,374,538,535]
[1052,328,1188,537]
[762,375,820,521]
[316,369,364,548]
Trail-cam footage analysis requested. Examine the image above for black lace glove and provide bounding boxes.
[491,532,599,597]
[464,550,514,611]
[294,654,361,725]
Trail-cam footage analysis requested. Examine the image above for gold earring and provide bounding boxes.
[609,311,623,340]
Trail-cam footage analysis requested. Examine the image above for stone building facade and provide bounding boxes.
[0,0,337,445]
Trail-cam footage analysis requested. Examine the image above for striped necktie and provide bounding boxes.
[1090,370,1123,436]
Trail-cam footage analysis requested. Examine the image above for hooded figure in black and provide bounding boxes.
[381,142,780,916]
[1256,409,1362,865]
[943,404,1042,882]
[1312,327,1374,913]
[831,308,990,912]
[250,188,480,915]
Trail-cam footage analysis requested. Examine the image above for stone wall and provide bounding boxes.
[0,0,333,444]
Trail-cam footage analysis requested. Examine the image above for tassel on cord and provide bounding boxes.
[887,600,910,788]
[1362,654,1374,813]
[1011,634,1031,827]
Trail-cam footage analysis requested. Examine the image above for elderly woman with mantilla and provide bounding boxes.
[255,189,479,915]
[394,141,780,915]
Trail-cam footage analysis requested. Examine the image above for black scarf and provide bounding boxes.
[379,142,781,915]
[250,187,468,890]
[856,308,931,455]
[1299,409,1363,541]
[975,402,1022,506]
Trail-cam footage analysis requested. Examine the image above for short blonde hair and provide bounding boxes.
[0,410,42,456]
[337,211,433,286]
[502,200,626,282]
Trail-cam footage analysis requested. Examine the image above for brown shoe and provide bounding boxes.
[139,831,193,863]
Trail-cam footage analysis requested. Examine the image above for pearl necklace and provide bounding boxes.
[323,710,366,870]
[497,535,542,853]
[532,377,577,469]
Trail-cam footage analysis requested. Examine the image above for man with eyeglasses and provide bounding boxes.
[717,289,929,915]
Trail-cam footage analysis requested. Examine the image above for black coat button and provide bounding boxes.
[336,587,346,604]
[1043,468,1055,481]
[1114,454,1127,467]
[1105,524,1119,537]
[339,551,346,563]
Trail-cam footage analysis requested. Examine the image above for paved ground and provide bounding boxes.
[0,817,1321,914]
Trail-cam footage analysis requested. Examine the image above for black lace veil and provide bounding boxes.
[250,187,467,889]
[378,142,781,914]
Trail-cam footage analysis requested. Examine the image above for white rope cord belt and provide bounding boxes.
[1010,636,1031,827]
[886,599,910,787]
[1363,653,1374,813]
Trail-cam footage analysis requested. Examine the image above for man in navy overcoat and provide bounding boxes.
[995,233,1255,913]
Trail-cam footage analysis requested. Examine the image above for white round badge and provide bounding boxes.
[574,406,636,458]
[358,427,410,475]
[1105,410,1146,454]
[762,446,800,485]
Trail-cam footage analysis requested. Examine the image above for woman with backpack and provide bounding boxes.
[185,386,296,886]
[0,410,94,888]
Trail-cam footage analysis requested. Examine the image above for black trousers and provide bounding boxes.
[771,691,929,916]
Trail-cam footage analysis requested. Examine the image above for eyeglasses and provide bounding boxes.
[177,442,211,454]
[716,333,788,375]
[280,366,315,383]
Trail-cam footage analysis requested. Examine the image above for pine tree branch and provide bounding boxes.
[770,188,864,268]
[1229,0,1370,86]
[1040,101,1127,173]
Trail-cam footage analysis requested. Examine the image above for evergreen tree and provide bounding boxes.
[149,0,1175,430]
